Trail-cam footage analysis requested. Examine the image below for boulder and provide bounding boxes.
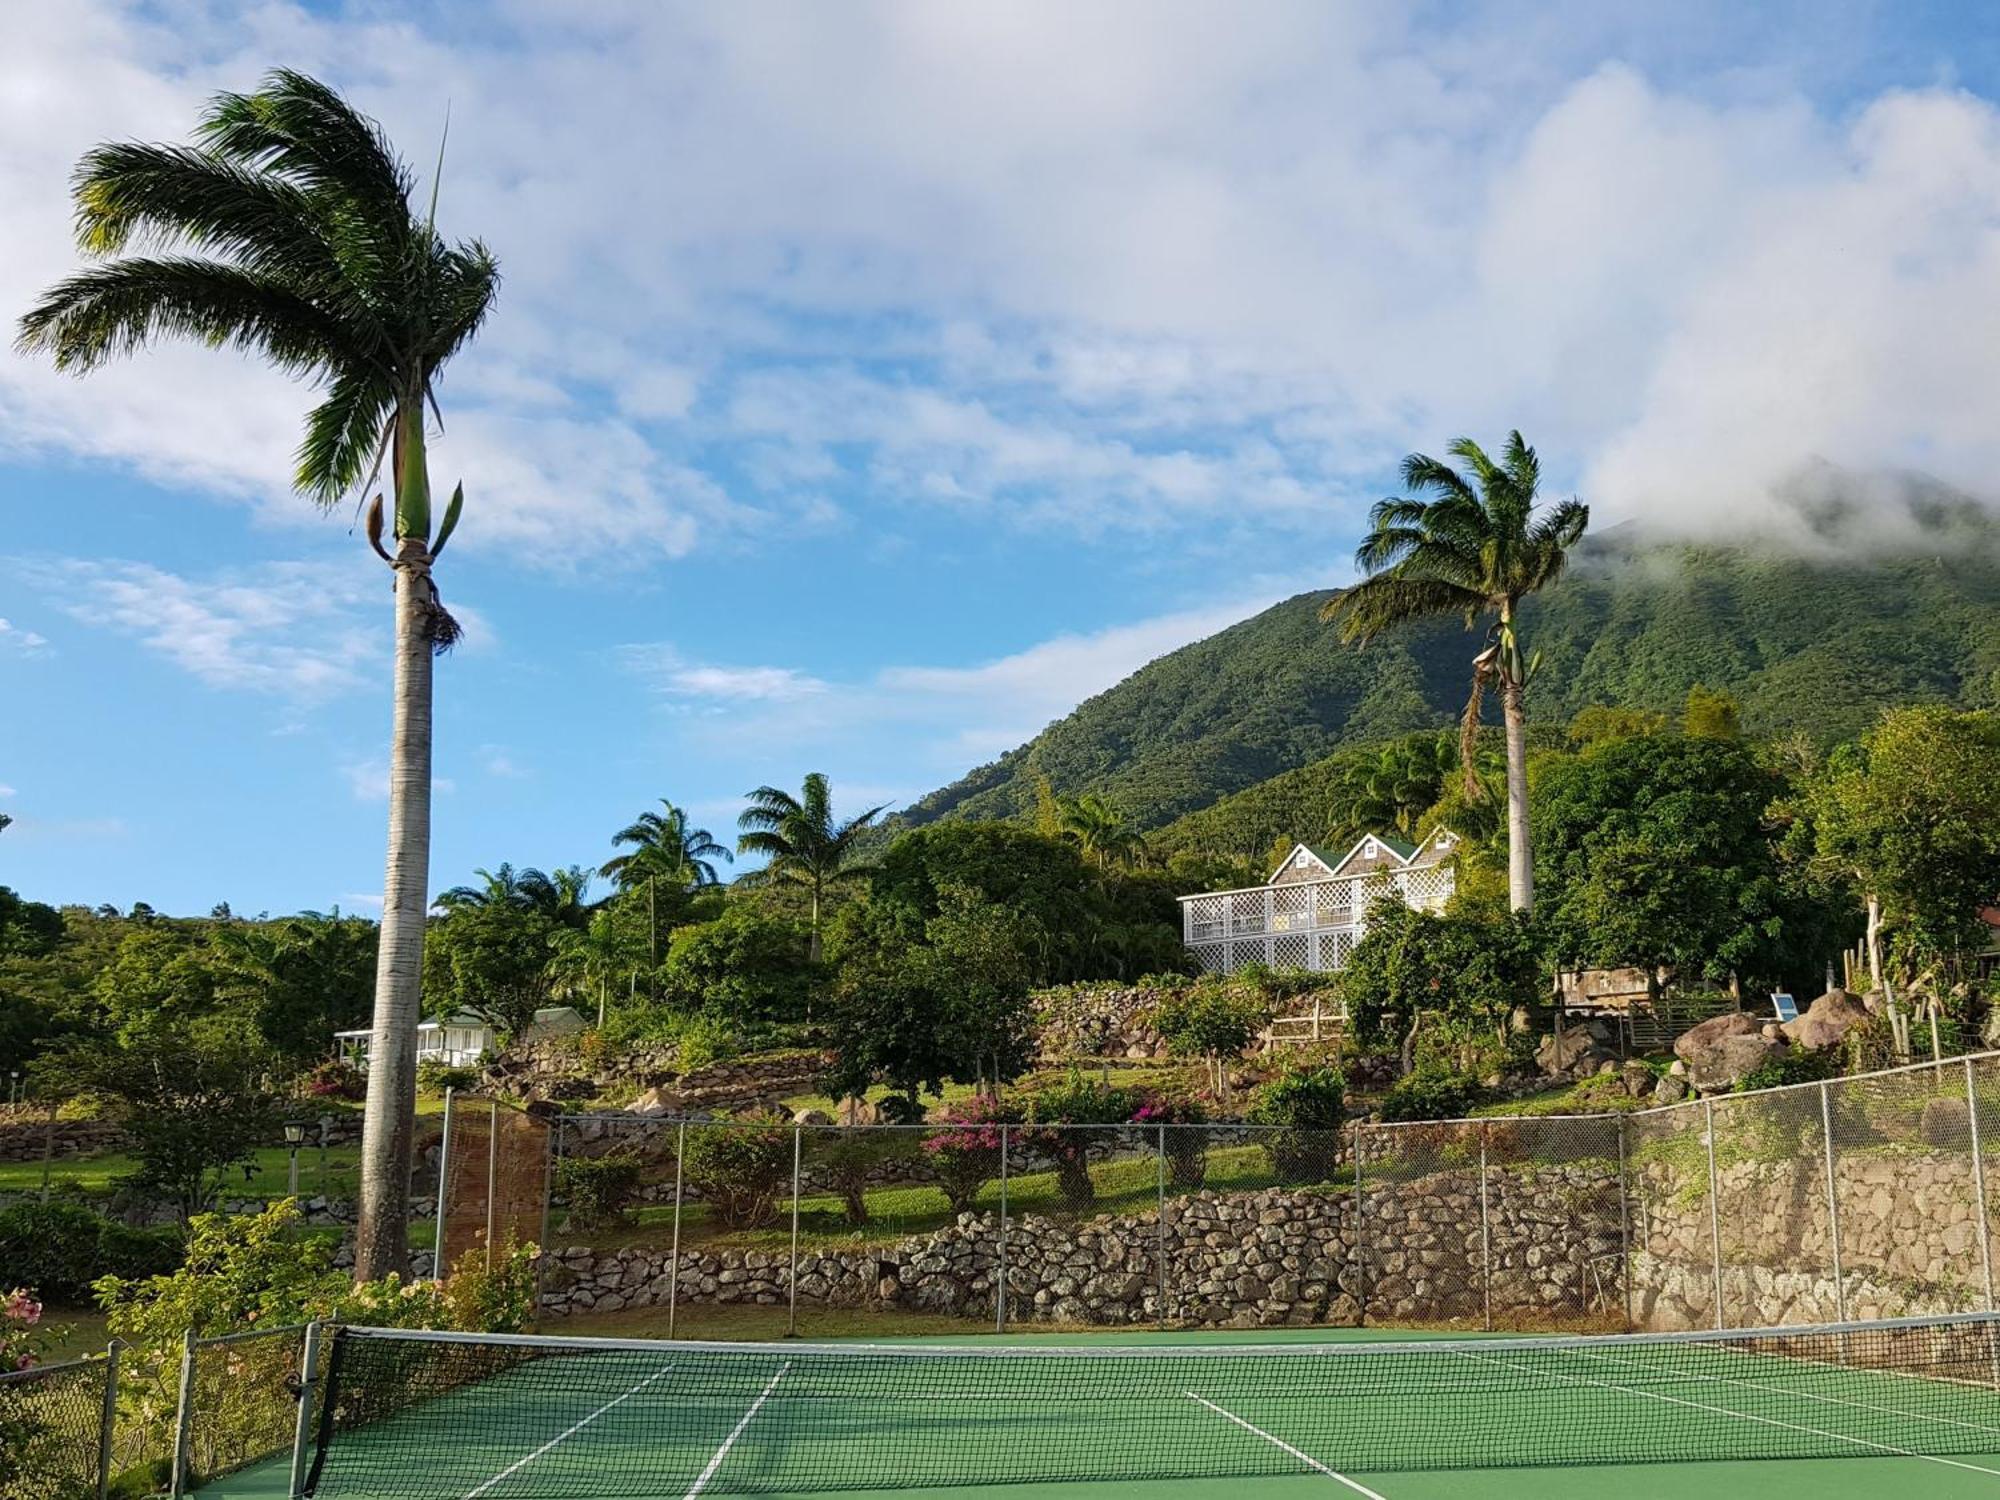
[1781,989,1870,1052]
[1673,1011,1760,1064]
[1685,1032,1787,1093]
[1536,1025,1611,1077]
[835,1096,882,1127]
[1620,1060,1655,1099]
[1652,1072,1690,1106]
[628,1086,684,1118]
[792,1107,836,1126]
[1920,1096,1972,1148]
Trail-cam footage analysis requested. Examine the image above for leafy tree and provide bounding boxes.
[20,71,502,1279]
[1338,899,1542,1075]
[1054,793,1146,870]
[1803,706,2000,1040]
[41,1027,280,1221]
[1322,431,1589,912]
[1683,684,1742,740]
[1534,734,1841,995]
[1566,705,1669,748]
[423,898,559,1038]
[1329,731,1455,840]
[92,926,219,1038]
[660,906,818,1024]
[210,910,377,1062]
[1153,982,1264,1096]
[737,773,886,963]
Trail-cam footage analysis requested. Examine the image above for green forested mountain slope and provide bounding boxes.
[900,506,2000,837]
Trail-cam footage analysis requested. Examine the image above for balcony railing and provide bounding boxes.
[1178,866,1453,975]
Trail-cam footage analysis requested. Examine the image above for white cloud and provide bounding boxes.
[0,619,49,655]
[621,646,831,704]
[21,558,378,700]
[479,745,528,779]
[0,784,17,798]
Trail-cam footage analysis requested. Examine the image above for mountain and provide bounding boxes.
[899,497,2000,837]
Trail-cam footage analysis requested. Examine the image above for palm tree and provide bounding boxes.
[1323,433,1587,911]
[600,802,731,891]
[737,773,886,962]
[437,863,530,912]
[546,909,641,1029]
[18,71,500,1279]
[1331,733,1455,841]
[1055,793,1146,871]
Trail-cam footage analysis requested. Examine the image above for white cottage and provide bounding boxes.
[1177,827,1459,976]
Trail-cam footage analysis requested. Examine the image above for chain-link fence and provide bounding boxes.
[0,1351,114,1500]
[491,1052,2000,1337]
[167,1324,310,1496]
[435,1092,551,1275]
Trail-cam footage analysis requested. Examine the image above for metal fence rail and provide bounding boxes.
[467,1051,2000,1337]
[0,1347,117,1500]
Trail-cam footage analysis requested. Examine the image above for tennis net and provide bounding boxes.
[302,1314,2000,1496]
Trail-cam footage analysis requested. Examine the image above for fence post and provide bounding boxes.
[1477,1123,1493,1332]
[787,1125,803,1337]
[1351,1123,1367,1326]
[484,1100,500,1271]
[169,1328,196,1499]
[97,1340,120,1500]
[431,1088,454,1282]
[1968,1057,1995,1313]
[1703,1097,1723,1330]
[1820,1081,1848,1326]
[996,1124,1010,1333]
[1615,1116,1633,1332]
[667,1121,685,1339]
[1156,1124,1168,1327]
[287,1322,322,1500]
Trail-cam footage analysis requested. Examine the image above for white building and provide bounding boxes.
[1178,828,1459,976]
[335,1013,494,1070]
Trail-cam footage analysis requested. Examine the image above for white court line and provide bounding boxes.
[461,1363,676,1499]
[1186,1393,1390,1499]
[1573,1344,2000,1444]
[683,1363,791,1500]
[1456,1347,2000,1480]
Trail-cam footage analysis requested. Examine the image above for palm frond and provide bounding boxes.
[1321,574,1485,642]
[197,70,414,239]
[1398,453,1477,505]
[298,369,396,508]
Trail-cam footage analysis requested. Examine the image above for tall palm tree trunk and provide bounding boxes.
[354,535,435,1280]
[1500,675,1533,912]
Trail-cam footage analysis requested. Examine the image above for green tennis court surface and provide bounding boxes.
[199,1321,2000,1500]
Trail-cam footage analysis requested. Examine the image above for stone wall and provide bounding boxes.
[0,1117,127,1163]
[540,1165,1625,1328]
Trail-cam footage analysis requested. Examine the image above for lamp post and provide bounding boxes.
[7,1071,17,1108]
[284,1121,305,1202]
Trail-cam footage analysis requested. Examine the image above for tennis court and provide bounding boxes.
[199,1317,2000,1500]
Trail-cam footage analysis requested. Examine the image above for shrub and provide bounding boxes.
[1250,1065,1346,1180]
[815,1131,923,1226]
[416,1059,480,1094]
[1153,983,1264,1095]
[1020,1072,1143,1210]
[0,1199,182,1304]
[680,1117,792,1228]
[553,1151,645,1233]
[0,1289,61,1493]
[301,1060,365,1102]
[1736,1047,1839,1093]
[1132,1087,1212,1191]
[1378,1068,1483,1123]
[922,1098,1015,1214]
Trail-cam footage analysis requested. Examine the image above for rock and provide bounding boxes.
[1621,1060,1655,1099]
[1760,1024,1783,1040]
[1536,1025,1611,1077]
[792,1107,836,1126]
[1652,1072,1689,1106]
[1668,1059,1688,1078]
[1920,1096,1971,1147]
[1673,1011,1760,1064]
[629,1086,683,1117]
[1685,1032,1787,1093]
[835,1096,881,1127]
[1781,989,1869,1052]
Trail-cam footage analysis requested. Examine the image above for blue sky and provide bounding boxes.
[6,0,2000,916]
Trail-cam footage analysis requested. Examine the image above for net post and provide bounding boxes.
[787,1125,803,1337]
[667,1120,685,1339]
[97,1339,120,1500]
[1615,1114,1633,1331]
[996,1123,1010,1333]
[169,1326,196,1499]
[1703,1096,1723,1330]
[287,1321,322,1499]
[1155,1123,1168,1328]
[432,1087,454,1283]
[1478,1122,1492,1332]
[1966,1056,1995,1313]
[1351,1123,1367,1326]
[1819,1079,1848,1327]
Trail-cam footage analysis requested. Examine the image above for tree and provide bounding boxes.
[737,773,886,963]
[1054,793,1146,870]
[1533,734,1836,995]
[545,908,644,1028]
[660,907,817,1024]
[423,898,558,1038]
[600,801,731,976]
[1804,706,2000,1047]
[1683,684,1742,740]
[211,910,377,1061]
[1322,432,1588,911]
[1329,731,1455,840]
[19,72,500,1279]
[1337,899,1542,1075]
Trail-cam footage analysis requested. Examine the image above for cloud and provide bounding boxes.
[478,745,529,779]
[0,619,49,656]
[0,784,17,798]
[19,558,378,700]
[620,646,831,704]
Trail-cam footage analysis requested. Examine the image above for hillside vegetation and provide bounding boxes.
[900,504,2000,836]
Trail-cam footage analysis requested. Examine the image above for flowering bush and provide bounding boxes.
[301,1060,365,1102]
[1131,1087,1213,1191]
[0,1288,51,1374]
[0,1289,63,1494]
[1020,1073,1143,1210]
[921,1098,1017,1213]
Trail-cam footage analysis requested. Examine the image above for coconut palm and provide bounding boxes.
[737,773,886,962]
[1056,793,1146,871]
[1323,433,1587,911]
[17,71,499,1278]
